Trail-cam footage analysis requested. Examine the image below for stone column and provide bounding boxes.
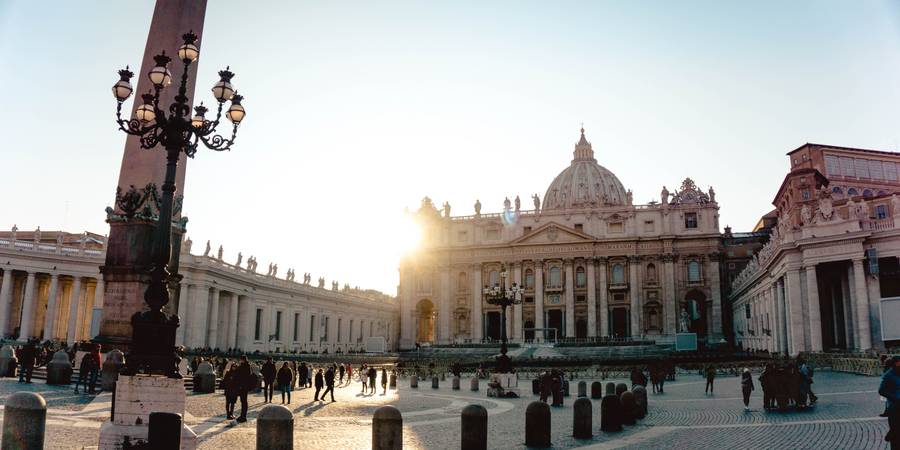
[237,295,251,350]
[804,265,823,351]
[207,288,220,349]
[65,276,82,345]
[227,292,239,349]
[90,279,104,339]
[586,259,597,337]
[851,258,872,351]
[175,283,189,347]
[707,256,723,339]
[775,279,788,353]
[513,263,523,340]
[439,267,450,344]
[18,272,38,341]
[0,270,13,336]
[597,258,608,337]
[42,274,60,341]
[785,269,804,355]
[866,270,884,350]
[663,255,676,335]
[564,259,575,337]
[534,260,544,337]
[472,265,483,340]
[191,285,209,348]
[629,258,641,337]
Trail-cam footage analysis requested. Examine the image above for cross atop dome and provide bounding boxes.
[573,125,595,162]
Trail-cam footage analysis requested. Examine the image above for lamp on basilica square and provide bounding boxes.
[483,265,524,373]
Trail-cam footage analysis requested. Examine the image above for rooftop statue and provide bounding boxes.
[236,252,243,267]
[183,236,193,254]
[10,225,17,241]
[661,186,669,205]
[217,245,223,260]
[532,194,540,211]
[514,195,521,212]
[709,186,716,203]
[443,201,451,218]
[503,197,511,211]
[474,199,481,216]
[203,240,211,256]
[34,227,41,244]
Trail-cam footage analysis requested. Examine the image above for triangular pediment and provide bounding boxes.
[511,222,594,245]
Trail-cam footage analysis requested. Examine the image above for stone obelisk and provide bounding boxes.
[95,0,206,348]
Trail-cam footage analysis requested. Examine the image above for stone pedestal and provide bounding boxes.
[0,345,18,377]
[192,361,215,393]
[675,332,698,351]
[98,375,197,450]
[102,349,125,391]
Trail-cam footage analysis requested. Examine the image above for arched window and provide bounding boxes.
[549,267,562,288]
[646,263,657,282]
[832,186,843,195]
[848,188,859,196]
[687,261,701,282]
[488,270,499,288]
[525,268,535,289]
[611,264,625,284]
[457,272,467,290]
[863,189,874,198]
[575,266,586,288]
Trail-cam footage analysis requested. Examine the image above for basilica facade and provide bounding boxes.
[399,130,724,350]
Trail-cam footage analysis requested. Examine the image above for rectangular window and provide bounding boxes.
[275,311,282,341]
[576,295,586,303]
[688,261,701,282]
[745,303,751,319]
[824,155,840,175]
[337,318,342,342]
[293,313,299,341]
[801,190,810,200]
[254,308,262,341]
[840,156,855,176]
[870,160,885,179]
[524,296,534,304]
[309,315,316,341]
[644,221,654,232]
[876,204,888,219]
[685,212,698,229]
[485,229,500,240]
[855,158,870,178]
[324,317,330,342]
[608,222,623,233]
[886,162,898,181]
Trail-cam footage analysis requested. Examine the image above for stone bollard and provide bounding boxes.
[590,381,603,399]
[432,376,439,389]
[573,398,592,439]
[101,349,125,391]
[600,383,623,433]
[440,372,446,381]
[0,346,17,377]
[147,411,182,450]
[257,404,294,450]
[410,375,418,388]
[525,401,551,448]
[605,382,615,396]
[615,383,627,397]
[632,386,648,419]
[470,377,479,392]
[461,404,487,450]
[1,392,46,450]
[46,350,72,385]
[620,391,637,426]
[389,373,397,389]
[452,376,460,390]
[372,405,402,450]
[192,361,216,393]
[577,381,587,398]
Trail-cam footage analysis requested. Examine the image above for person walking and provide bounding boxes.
[704,365,716,395]
[298,362,308,390]
[360,364,368,393]
[740,368,755,410]
[291,361,298,390]
[18,341,36,384]
[799,360,817,405]
[759,363,774,410]
[368,365,377,394]
[346,364,353,386]
[879,356,900,449]
[223,365,238,420]
[261,357,276,403]
[234,356,255,423]
[277,362,293,404]
[339,364,346,385]
[74,352,94,394]
[322,366,336,402]
[314,368,324,401]
[381,367,388,394]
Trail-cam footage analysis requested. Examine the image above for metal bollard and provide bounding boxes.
[470,377,479,392]
[577,381,587,398]
[573,398,592,439]
[389,373,397,389]
[525,401,551,448]
[591,381,603,399]
[257,404,293,450]
[2,392,46,450]
[372,405,402,450]
[148,412,182,450]
[452,376,460,390]
[432,376,439,389]
[460,404,487,450]
[410,375,418,388]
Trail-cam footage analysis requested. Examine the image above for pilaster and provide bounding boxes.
[586,258,597,337]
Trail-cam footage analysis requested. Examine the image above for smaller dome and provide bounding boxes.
[542,129,629,211]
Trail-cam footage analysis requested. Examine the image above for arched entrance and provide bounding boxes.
[416,299,435,343]
[683,290,707,336]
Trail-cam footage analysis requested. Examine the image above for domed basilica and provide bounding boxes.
[399,129,723,349]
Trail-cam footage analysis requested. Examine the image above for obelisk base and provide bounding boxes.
[98,375,197,450]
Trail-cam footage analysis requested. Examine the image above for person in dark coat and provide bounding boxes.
[261,357,276,403]
[234,356,255,423]
[759,364,774,410]
[879,356,900,449]
[339,364,346,384]
[539,371,551,403]
[18,341,35,383]
[277,362,293,404]
[704,365,716,395]
[222,365,238,419]
[381,367,388,394]
[314,369,324,401]
[551,370,563,406]
[74,353,94,394]
[740,368,755,410]
[368,366,377,394]
[298,362,309,390]
[321,366,336,402]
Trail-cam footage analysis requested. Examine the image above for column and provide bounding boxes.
[207,288,220,349]
[90,278,104,339]
[191,285,209,348]
[18,272,37,341]
[866,270,884,350]
[597,258,608,336]
[804,265,823,351]
[851,258,872,351]
[586,258,597,337]
[564,259,575,337]
[785,269,804,355]
[472,264,483,340]
[237,295,251,350]
[439,267,450,344]
[228,292,239,349]
[42,274,60,340]
[0,270,13,336]
[629,258,641,338]
[776,279,788,353]
[175,283,189,346]
[708,257,723,338]
[534,260,544,340]
[65,276,82,345]
[513,263,523,340]
[663,255,676,335]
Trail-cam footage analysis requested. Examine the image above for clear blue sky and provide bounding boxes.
[1,1,899,294]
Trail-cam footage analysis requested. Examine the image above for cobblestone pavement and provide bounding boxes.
[0,370,890,449]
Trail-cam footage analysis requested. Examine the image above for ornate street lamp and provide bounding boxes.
[483,265,523,372]
[111,31,245,377]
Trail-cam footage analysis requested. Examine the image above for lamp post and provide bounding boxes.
[483,265,523,372]
[111,31,245,377]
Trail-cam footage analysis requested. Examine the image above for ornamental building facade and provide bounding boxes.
[0,229,399,353]
[399,130,725,350]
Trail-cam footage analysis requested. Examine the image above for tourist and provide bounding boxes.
[261,357,276,403]
[277,362,293,404]
[74,352,94,394]
[381,367,388,394]
[879,356,900,449]
[322,366,336,402]
[18,340,35,384]
[740,368,754,411]
[368,365,377,394]
[88,345,101,394]
[298,362,308,390]
[799,360,817,405]
[759,363,774,410]
[630,367,647,388]
[360,364,368,393]
[346,364,353,386]
[704,365,716,395]
[339,363,346,385]
[222,365,238,420]
[314,368,324,401]
[539,371,551,403]
[291,361,298,389]
[234,356,254,423]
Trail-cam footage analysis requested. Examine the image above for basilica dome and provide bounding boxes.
[542,129,629,211]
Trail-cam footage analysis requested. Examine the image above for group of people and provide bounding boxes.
[5,339,101,395]
[755,360,817,411]
[536,369,568,406]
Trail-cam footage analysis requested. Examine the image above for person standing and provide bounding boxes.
[277,362,293,404]
[234,356,254,423]
[298,362,308,390]
[704,365,716,395]
[879,356,900,449]
[368,366,377,394]
[360,364,368,393]
[261,357,276,403]
[291,361,298,390]
[322,366,336,402]
[223,365,238,420]
[18,341,35,384]
[314,368,324,401]
[759,364,774,410]
[740,368,755,411]
[346,364,353,386]
[74,353,94,394]
[381,367,388,394]
[339,364,346,385]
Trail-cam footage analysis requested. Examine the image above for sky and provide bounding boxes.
[1,1,899,295]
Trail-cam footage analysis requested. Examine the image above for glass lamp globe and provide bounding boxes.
[148,65,172,88]
[226,94,245,123]
[191,113,205,128]
[135,104,156,122]
[212,80,235,102]
[178,42,199,62]
[112,79,133,101]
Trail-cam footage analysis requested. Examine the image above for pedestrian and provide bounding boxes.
[234,356,254,423]
[314,368,324,401]
[223,365,238,420]
[339,363,346,385]
[298,362,308,390]
[346,364,352,385]
[277,362,293,404]
[74,352,94,394]
[291,361,298,390]
[759,363,774,410]
[322,366,336,402]
[704,365,715,395]
[368,365,377,394]
[741,368,754,410]
[879,356,900,449]
[261,357,276,403]
[381,367,388,394]
[360,364,368,393]
[800,360,817,405]
[18,341,35,384]
[88,345,101,394]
